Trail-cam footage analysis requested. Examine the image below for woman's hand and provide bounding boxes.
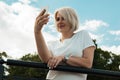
[47,55,64,69]
[34,9,49,33]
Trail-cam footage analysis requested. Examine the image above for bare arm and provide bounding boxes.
[34,9,52,63]
[66,46,95,68]
[47,46,95,69]
[34,32,52,63]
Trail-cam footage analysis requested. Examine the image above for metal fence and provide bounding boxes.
[0,59,120,80]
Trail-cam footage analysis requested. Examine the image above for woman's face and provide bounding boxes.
[55,12,71,33]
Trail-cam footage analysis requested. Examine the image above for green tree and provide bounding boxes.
[109,54,120,71]
[88,48,120,80]
[0,51,8,58]
[8,53,48,79]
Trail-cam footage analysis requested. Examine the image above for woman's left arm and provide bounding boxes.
[66,46,95,68]
[47,46,95,69]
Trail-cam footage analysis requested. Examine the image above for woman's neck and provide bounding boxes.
[60,32,74,42]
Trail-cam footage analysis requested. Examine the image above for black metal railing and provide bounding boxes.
[0,59,120,80]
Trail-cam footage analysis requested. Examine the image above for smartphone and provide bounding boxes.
[41,6,48,15]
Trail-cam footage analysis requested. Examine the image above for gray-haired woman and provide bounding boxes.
[34,7,96,80]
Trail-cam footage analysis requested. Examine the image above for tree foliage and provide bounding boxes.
[87,40,120,80]
[0,51,8,58]
[88,48,120,80]
[8,53,48,79]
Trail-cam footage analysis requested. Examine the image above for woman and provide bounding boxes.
[34,7,96,80]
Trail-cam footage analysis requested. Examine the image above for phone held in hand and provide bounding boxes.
[41,6,48,15]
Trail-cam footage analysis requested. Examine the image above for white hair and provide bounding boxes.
[54,7,79,32]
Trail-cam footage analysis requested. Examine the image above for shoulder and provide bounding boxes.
[75,30,89,36]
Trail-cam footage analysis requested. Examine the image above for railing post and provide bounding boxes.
[0,64,4,80]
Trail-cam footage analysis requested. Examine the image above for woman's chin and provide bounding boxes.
[58,29,63,32]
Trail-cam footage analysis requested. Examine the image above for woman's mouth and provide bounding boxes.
[59,24,65,29]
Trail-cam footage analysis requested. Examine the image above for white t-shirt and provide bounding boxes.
[46,30,95,80]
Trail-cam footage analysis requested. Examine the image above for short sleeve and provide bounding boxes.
[82,30,95,50]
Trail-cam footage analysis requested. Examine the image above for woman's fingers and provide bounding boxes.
[34,13,49,32]
[36,14,49,25]
[54,56,64,68]
[47,58,54,69]
[51,58,57,69]
[41,9,46,16]
[36,14,49,21]
[54,60,60,68]
[47,56,63,69]
[37,17,49,25]
[37,9,46,19]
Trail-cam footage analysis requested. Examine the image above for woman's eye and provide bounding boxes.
[56,17,60,21]
[56,17,65,21]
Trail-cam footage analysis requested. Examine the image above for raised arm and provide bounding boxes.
[34,9,52,63]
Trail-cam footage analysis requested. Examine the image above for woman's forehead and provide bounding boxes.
[56,12,63,17]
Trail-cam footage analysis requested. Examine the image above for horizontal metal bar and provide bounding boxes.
[6,59,120,78]
[1,59,120,78]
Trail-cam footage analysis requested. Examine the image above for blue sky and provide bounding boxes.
[0,0,120,58]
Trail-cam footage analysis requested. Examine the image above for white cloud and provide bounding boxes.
[18,0,34,4]
[89,32,104,43]
[80,20,109,31]
[19,0,30,4]
[43,32,58,42]
[100,45,120,55]
[109,30,120,36]
[0,1,56,58]
[109,30,120,41]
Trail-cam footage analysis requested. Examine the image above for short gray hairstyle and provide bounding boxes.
[54,7,79,32]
